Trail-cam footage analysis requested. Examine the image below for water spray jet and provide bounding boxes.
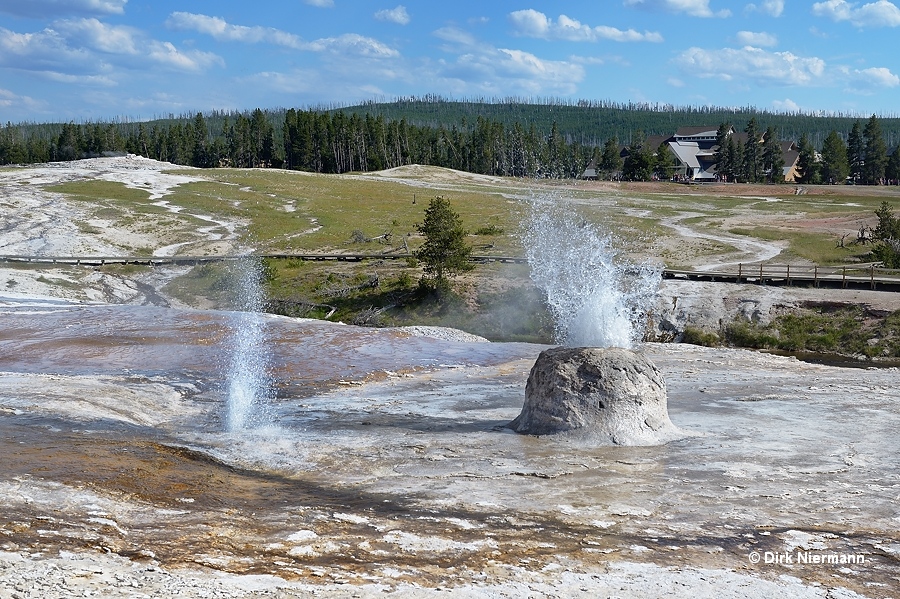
[223,257,272,432]
[522,195,661,349]
[511,195,682,444]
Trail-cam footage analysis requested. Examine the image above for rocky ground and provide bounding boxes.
[654,278,900,341]
[2,550,884,598]
[2,312,897,599]
[0,155,238,307]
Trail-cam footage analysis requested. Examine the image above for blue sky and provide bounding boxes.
[1,0,899,123]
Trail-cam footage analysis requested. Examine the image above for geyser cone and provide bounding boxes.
[509,346,684,446]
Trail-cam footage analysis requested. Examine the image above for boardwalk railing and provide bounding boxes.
[3,254,900,291]
[0,253,528,266]
[664,263,900,291]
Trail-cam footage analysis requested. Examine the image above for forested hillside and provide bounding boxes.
[339,97,900,150]
[2,98,899,184]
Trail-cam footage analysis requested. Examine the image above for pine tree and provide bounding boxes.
[724,135,741,182]
[414,196,474,291]
[713,122,731,179]
[600,136,622,179]
[762,126,784,183]
[873,202,900,240]
[546,121,564,178]
[820,130,849,185]
[887,146,900,184]
[282,109,297,169]
[871,202,900,267]
[794,133,818,184]
[622,130,653,181]
[654,141,675,180]
[862,114,888,185]
[742,117,761,183]
[847,120,864,184]
[249,108,272,168]
[137,123,149,158]
[191,112,208,168]
[56,122,82,161]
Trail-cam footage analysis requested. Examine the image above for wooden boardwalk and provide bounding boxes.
[3,254,900,291]
[664,263,900,291]
[0,253,529,266]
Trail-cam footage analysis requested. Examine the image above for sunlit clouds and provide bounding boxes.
[509,9,663,42]
[0,0,898,121]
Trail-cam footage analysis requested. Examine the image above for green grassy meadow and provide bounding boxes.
[41,167,900,344]
[46,168,897,266]
[164,169,528,255]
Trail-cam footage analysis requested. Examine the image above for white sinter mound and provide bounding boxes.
[509,346,684,445]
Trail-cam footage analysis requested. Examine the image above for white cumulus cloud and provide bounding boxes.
[734,30,778,46]
[52,18,139,54]
[305,33,399,58]
[0,0,127,18]
[43,72,116,86]
[0,87,42,112]
[375,6,410,25]
[674,45,826,85]
[433,26,585,96]
[146,40,222,72]
[0,26,100,74]
[0,19,223,80]
[674,43,899,97]
[166,12,397,58]
[166,12,304,48]
[571,54,630,67]
[508,9,663,42]
[812,0,900,27]
[845,66,900,91]
[746,0,785,16]
[623,0,731,18]
[772,98,801,111]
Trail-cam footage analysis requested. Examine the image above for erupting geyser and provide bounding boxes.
[513,196,681,445]
[522,195,661,349]
[224,257,272,432]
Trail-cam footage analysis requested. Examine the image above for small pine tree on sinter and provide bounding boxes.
[414,196,474,291]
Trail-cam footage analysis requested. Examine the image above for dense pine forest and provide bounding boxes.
[1,98,898,183]
[341,97,900,150]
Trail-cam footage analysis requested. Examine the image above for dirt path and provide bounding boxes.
[659,211,786,270]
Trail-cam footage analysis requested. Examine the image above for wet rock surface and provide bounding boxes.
[509,347,683,445]
[1,304,898,597]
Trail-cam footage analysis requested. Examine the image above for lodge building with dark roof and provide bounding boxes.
[583,125,802,183]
